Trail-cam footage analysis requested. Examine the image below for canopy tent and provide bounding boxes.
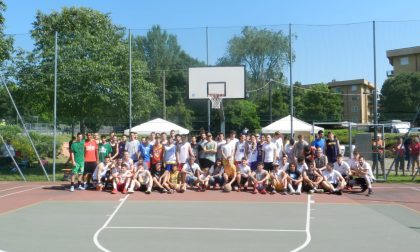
[261,115,324,134]
[124,118,190,135]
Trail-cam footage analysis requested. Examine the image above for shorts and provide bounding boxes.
[240,176,249,185]
[143,161,150,170]
[209,176,224,186]
[72,162,84,175]
[186,175,198,185]
[264,162,273,171]
[84,162,96,175]
[117,182,126,192]
[249,161,257,171]
[200,159,214,169]
[165,163,176,171]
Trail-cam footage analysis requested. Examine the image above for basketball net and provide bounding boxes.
[208,94,223,109]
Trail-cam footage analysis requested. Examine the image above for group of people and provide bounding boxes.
[68,129,378,196]
[392,135,420,174]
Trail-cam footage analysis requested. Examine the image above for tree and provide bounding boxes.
[223,100,260,133]
[218,26,293,97]
[380,72,420,121]
[0,0,12,63]
[298,84,343,122]
[12,7,159,132]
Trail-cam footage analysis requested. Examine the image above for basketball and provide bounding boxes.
[274,182,284,193]
[223,184,232,192]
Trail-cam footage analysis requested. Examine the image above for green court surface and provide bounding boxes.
[0,195,419,252]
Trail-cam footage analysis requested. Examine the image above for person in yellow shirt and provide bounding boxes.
[223,159,237,192]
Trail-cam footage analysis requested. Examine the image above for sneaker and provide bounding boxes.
[316,189,324,193]
[335,190,342,195]
[290,190,296,195]
[235,186,240,192]
[145,190,151,194]
[260,189,267,195]
[127,189,134,194]
[111,189,118,194]
[269,190,276,195]
[122,188,128,194]
[295,191,301,195]
[77,185,85,190]
[83,183,88,190]
[70,186,75,192]
[308,189,315,194]
[280,190,288,195]
[161,188,168,194]
[167,190,172,194]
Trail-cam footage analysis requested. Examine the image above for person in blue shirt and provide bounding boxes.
[311,130,326,153]
[138,138,152,170]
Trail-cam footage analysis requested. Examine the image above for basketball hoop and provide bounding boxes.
[208,94,224,109]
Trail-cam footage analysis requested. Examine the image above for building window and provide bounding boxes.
[335,87,341,93]
[352,96,359,101]
[400,56,409,65]
[351,85,357,92]
[352,106,359,112]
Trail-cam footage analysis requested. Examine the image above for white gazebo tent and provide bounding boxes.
[124,118,190,135]
[261,115,324,135]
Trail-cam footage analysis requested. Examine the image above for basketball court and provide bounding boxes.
[0,182,419,252]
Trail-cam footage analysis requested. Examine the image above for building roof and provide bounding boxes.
[327,79,374,89]
[387,46,420,66]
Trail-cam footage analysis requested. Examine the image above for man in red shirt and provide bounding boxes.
[84,132,99,189]
[150,135,164,171]
[409,136,420,176]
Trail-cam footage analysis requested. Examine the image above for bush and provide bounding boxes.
[0,125,59,162]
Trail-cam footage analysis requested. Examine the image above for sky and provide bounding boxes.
[3,0,420,89]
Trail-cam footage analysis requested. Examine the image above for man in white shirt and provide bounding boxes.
[352,156,374,195]
[262,134,278,171]
[274,131,284,159]
[321,163,346,195]
[333,154,351,179]
[176,135,193,170]
[181,156,201,188]
[278,155,289,171]
[234,134,249,165]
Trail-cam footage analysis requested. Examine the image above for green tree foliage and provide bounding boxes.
[0,0,12,62]
[12,7,159,132]
[298,83,343,122]
[224,100,260,133]
[380,72,420,121]
[218,26,293,97]
[136,25,204,127]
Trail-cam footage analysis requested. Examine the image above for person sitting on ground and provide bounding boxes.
[132,162,153,194]
[181,156,201,190]
[208,159,224,190]
[302,161,324,194]
[222,158,237,192]
[333,154,352,190]
[196,167,210,192]
[296,156,308,173]
[167,164,186,193]
[285,162,303,195]
[236,157,251,192]
[250,162,269,194]
[314,147,328,171]
[111,163,133,194]
[321,163,346,195]
[151,162,171,193]
[93,156,113,191]
[303,145,316,165]
[351,155,374,195]
[278,155,289,171]
[269,162,288,195]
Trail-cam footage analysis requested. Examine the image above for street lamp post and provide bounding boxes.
[269,80,273,123]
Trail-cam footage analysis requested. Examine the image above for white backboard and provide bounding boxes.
[188,66,245,99]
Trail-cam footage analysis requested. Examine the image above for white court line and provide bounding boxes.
[106,226,305,232]
[0,186,45,199]
[290,195,312,252]
[93,195,129,252]
[0,186,26,193]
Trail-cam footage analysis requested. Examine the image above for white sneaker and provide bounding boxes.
[316,189,324,193]
[127,189,134,194]
[77,185,85,190]
[83,183,88,190]
[70,186,74,192]
[296,191,301,195]
[309,189,315,194]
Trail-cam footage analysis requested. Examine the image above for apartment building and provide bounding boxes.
[386,46,420,76]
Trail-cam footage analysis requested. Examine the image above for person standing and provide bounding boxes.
[98,135,112,163]
[125,132,140,164]
[392,137,405,173]
[325,132,340,164]
[202,133,217,171]
[139,137,152,170]
[70,133,85,192]
[84,132,99,189]
[262,135,278,171]
[409,137,420,175]
[311,130,326,153]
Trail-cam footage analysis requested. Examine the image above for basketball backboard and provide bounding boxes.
[188,66,245,99]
